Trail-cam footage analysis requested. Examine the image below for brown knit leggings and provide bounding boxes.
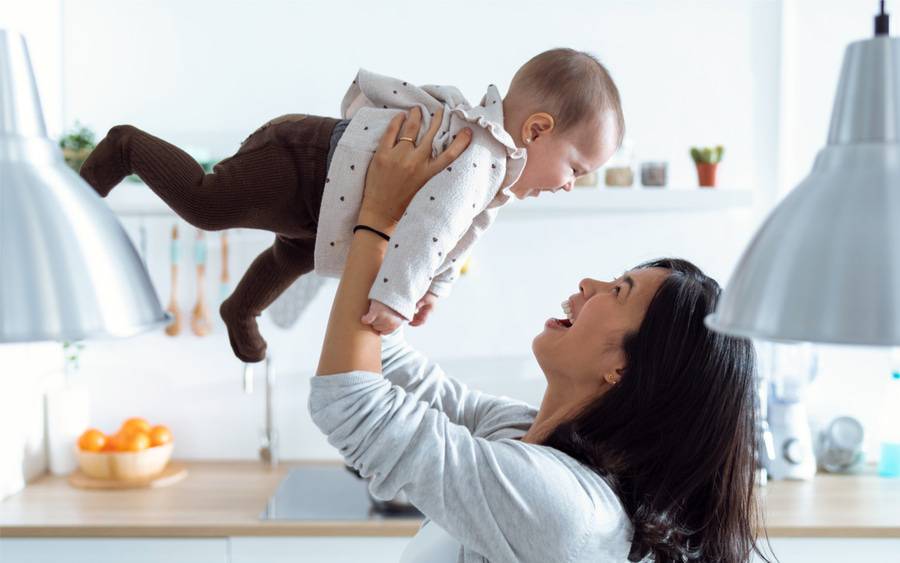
[79,115,340,363]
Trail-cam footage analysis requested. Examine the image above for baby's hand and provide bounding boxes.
[410,292,439,327]
[361,300,405,334]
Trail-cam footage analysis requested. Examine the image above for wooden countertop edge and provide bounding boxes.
[761,527,900,539]
[3,525,900,539]
[0,520,423,538]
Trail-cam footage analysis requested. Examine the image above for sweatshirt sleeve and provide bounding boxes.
[367,129,504,320]
[378,329,535,438]
[308,372,602,563]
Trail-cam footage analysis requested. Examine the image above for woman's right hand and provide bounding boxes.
[358,107,472,235]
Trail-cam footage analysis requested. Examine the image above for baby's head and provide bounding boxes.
[503,48,624,199]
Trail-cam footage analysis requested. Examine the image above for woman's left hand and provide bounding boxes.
[358,107,472,235]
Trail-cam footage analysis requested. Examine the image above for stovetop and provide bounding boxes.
[260,466,423,521]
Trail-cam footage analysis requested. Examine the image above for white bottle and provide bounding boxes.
[768,378,817,480]
[767,345,818,481]
[44,344,90,476]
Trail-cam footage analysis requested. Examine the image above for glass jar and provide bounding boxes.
[604,140,634,188]
[640,161,668,187]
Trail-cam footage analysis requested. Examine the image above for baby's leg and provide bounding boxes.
[220,235,315,362]
[80,125,302,232]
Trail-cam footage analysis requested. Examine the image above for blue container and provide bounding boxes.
[879,442,900,477]
[878,367,900,478]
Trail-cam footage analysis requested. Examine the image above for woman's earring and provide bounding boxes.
[524,137,532,144]
[605,373,620,386]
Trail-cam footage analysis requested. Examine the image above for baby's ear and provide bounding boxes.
[523,112,556,142]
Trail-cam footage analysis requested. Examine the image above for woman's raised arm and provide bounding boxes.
[316,108,471,376]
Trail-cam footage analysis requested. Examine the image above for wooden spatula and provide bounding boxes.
[191,229,212,337]
[164,224,182,336]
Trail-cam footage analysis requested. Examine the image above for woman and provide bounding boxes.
[311,109,767,562]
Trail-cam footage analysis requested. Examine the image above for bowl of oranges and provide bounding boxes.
[76,417,173,481]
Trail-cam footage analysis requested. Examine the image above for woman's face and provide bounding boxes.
[533,267,669,385]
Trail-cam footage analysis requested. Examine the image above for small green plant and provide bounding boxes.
[690,145,725,164]
[62,341,86,377]
[59,122,97,172]
[59,121,96,152]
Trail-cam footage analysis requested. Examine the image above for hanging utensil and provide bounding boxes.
[191,229,212,337]
[219,231,231,303]
[164,224,182,336]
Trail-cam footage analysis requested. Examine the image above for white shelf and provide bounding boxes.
[103,181,754,219]
[502,187,754,217]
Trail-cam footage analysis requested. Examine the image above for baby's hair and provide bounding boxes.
[508,48,625,146]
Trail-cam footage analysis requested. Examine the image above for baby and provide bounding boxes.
[80,48,624,363]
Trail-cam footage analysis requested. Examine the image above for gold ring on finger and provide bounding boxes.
[398,137,416,144]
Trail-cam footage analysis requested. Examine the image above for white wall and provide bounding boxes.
[60,0,776,193]
[0,0,64,137]
[6,0,890,491]
[778,0,875,195]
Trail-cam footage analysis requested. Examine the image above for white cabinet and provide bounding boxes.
[228,537,410,563]
[0,537,409,563]
[753,538,900,562]
[0,538,228,563]
[7,535,897,562]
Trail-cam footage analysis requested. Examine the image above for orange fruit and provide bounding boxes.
[103,431,126,452]
[148,425,173,447]
[118,431,151,452]
[77,429,107,452]
[120,417,151,435]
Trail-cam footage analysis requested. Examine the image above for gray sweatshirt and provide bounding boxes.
[309,330,634,562]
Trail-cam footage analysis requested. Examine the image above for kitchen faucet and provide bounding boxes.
[243,356,278,468]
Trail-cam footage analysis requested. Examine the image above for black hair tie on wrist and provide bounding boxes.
[353,224,390,241]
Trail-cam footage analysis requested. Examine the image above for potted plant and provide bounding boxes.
[59,122,96,173]
[690,145,724,188]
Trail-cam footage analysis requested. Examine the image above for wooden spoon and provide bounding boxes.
[219,231,230,302]
[191,229,212,337]
[164,225,182,336]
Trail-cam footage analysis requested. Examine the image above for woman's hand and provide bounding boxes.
[317,108,470,377]
[358,107,472,235]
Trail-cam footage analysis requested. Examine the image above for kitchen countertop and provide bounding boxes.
[1,461,899,538]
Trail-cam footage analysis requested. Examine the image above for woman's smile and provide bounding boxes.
[544,297,577,331]
[544,317,571,330]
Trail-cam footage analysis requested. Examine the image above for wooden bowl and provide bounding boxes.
[75,443,174,481]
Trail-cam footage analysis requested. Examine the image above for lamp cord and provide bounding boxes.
[876,0,890,35]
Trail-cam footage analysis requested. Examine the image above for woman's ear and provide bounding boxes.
[520,112,556,145]
[604,366,625,386]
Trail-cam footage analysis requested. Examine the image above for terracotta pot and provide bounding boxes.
[696,162,718,187]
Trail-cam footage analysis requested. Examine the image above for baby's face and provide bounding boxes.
[510,113,619,199]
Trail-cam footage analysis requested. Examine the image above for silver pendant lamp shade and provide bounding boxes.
[707,7,900,346]
[0,30,168,343]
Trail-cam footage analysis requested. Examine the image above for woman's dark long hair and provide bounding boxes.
[542,258,767,563]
